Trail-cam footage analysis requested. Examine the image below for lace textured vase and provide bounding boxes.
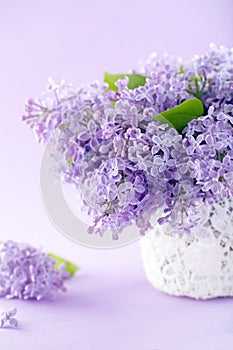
[141,198,233,299]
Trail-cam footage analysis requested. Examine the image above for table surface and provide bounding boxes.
[0,1,233,349]
[1,253,233,350]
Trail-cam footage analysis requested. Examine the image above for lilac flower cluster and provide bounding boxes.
[22,44,233,237]
[86,158,149,239]
[183,108,233,199]
[108,54,189,115]
[0,241,69,300]
[184,44,233,114]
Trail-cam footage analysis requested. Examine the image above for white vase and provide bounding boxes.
[141,198,233,299]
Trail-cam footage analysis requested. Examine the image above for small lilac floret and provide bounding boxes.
[0,308,18,328]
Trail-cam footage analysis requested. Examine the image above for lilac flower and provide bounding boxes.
[0,241,69,300]
[125,127,142,140]
[135,86,155,104]
[153,153,176,173]
[0,308,18,328]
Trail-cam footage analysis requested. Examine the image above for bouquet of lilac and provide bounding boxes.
[22,44,233,239]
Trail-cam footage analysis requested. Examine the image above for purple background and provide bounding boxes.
[0,1,233,349]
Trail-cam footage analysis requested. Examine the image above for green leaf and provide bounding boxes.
[175,65,184,76]
[48,253,79,276]
[153,98,204,133]
[179,65,184,74]
[153,114,174,129]
[104,72,146,91]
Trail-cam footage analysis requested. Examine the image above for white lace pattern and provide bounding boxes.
[141,198,233,299]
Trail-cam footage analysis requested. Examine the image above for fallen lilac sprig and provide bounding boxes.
[0,308,18,328]
[0,240,78,301]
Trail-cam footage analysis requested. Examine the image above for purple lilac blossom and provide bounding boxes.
[88,158,149,238]
[22,44,233,237]
[183,108,233,200]
[183,44,233,114]
[118,54,189,113]
[0,308,18,328]
[0,241,69,300]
